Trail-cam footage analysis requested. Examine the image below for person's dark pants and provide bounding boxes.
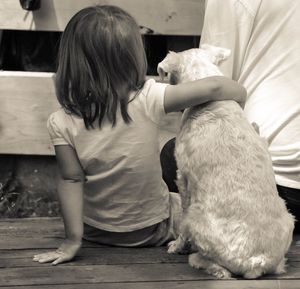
[160,138,178,193]
[277,185,300,234]
[160,137,300,234]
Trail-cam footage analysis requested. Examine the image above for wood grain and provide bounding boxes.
[0,0,205,35]
[0,72,58,155]
[0,280,296,289]
[2,263,300,286]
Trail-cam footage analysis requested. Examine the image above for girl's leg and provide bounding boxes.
[144,192,183,247]
[160,138,178,192]
[277,185,300,234]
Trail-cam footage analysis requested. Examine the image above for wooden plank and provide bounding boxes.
[0,246,179,259]
[0,217,63,235]
[1,251,299,269]
[0,248,187,268]
[0,263,212,286]
[0,0,205,35]
[1,236,297,260]
[263,280,300,289]
[2,241,299,265]
[0,72,58,155]
[2,263,300,286]
[1,244,299,268]
[0,218,99,249]
[0,280,294,289]
[0,236,64,250]
[0,72,179,155]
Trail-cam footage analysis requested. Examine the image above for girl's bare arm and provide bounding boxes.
[55,145,85,243]
[164,76,246,113]
[33,145,84,265]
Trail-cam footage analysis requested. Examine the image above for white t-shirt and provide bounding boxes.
[201,0,300,189]
[47,79,171,232]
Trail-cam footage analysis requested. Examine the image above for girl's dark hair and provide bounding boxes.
[56,5,147,129]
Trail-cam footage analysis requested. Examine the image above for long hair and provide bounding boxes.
[55,5,147,129]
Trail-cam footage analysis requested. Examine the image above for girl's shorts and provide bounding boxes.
[83,192,182,247]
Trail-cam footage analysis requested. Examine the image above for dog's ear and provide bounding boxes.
[157,51,180,80]
[200,44,231,65]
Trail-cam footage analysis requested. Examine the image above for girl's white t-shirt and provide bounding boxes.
[48,79,171,232]
[201,0,300,189]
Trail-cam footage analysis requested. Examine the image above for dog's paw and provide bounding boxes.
[167,240,180,254]
[189,253,232,279]
[208,266,232,279]
[188,253,203,269]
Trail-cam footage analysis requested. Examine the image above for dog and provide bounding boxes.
[157,45,294,279]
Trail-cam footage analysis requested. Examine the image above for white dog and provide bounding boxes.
[157,45,294,279]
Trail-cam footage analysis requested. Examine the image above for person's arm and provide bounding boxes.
[33,145,85,265]
[164,75,246,113]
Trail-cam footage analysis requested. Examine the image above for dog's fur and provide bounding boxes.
[157,45,294,279]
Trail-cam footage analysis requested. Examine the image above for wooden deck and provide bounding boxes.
[0,218,300,288]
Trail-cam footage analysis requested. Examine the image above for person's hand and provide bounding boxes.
[33,239,81,265]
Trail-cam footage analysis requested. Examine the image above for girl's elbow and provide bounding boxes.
[207,77,225,100]
[236,85,247,106]
[241,86,247,101]
[217,77,247,103]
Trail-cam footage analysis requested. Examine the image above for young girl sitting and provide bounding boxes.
[33,5,246,265]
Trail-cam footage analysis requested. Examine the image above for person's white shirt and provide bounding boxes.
[201,0,300,189]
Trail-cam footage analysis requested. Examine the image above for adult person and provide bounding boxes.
[161,0,300,232]
[201,0,300,231]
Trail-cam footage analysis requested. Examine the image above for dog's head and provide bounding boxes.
[157,44,231,84]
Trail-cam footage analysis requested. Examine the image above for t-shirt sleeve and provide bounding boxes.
[47,112,70,146]
[141,79,169,125]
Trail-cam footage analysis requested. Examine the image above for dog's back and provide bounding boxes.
[176,99,294,276]
[158,46,294,278]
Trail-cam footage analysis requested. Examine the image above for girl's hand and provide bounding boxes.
[33,239,81,265]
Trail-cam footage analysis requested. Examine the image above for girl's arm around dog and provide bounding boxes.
[33,145,84,265]
[164,76,246,113]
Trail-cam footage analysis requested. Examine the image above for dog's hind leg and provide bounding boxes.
[189,253,232,279]
[176,170,190,211]
[273,258,287,275]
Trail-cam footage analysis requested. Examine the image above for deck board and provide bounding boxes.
[1,280,299,289]
[0,218,300,288]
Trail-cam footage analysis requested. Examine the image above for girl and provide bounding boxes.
[33,5,246,265]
